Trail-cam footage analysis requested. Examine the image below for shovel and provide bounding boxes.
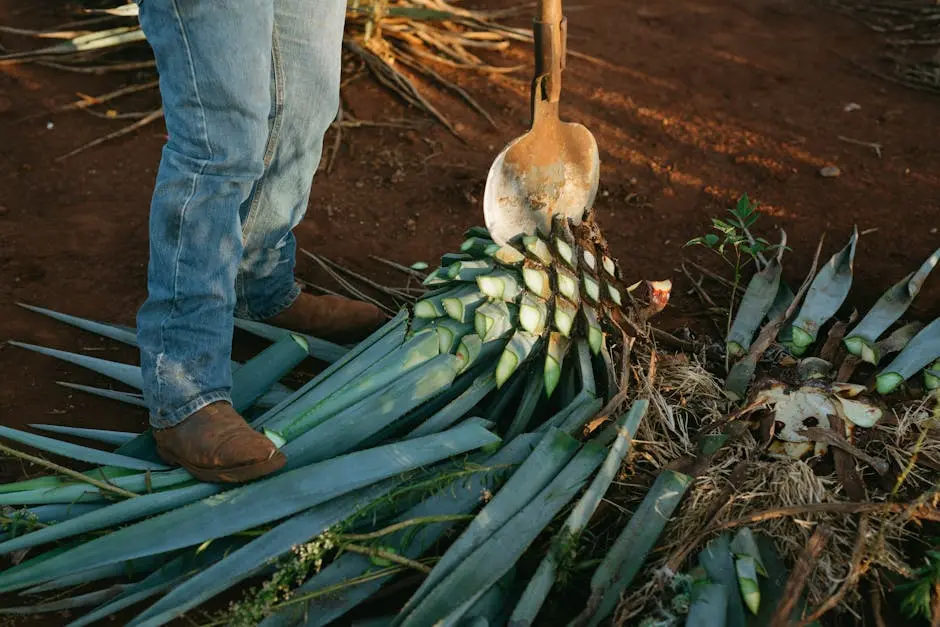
[482,0,600,246]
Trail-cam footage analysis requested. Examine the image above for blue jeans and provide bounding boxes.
[135,0,346,429]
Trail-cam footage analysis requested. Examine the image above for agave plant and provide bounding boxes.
[0,213,682,626]
[723,226,939,460]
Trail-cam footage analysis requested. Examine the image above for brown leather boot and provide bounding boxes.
[153,402,286,483]
[264,292,387,344]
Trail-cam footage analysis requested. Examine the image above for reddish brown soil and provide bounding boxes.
[1,0,939,623]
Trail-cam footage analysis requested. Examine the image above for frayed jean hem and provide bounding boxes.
[149,390,233,430]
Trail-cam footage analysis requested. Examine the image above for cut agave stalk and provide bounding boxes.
[263,434,541,627]
[125,482,397,627]
[477,270,524,302]
[443,290,487,324]
[523,235,553,265]
[230,334,310,413]
[442,252,474,266]
[787,227,858,352]
[726,243,784,357]
[0,469,191,507]
[454,334,506,374]
[434,319,473,354]
[281,355,462,466]
[398,429,579,619]
[556,266,581,303]
[255,310,408,430]
[415,284,476,319]
[0,586,125,616]
[67,541,240,627]
[536,389,594,433]
[735,555,761,614]
[544,332,571,397]
[698,533,749,626]
[233,317,348,363]
[495,331,539,387]
[269,331,442,439]
[422,264,460,286]
[557,397,604,436]
[450,259,495,282]
[684,583,729,627]
[522,263,552,300]
[925,359,940,390]
[0,426,168,473]
[396,442,607,627]
[0,483,222,556]
[408,375,497,438]
[554,297,578,337]
[0,422,500,595]
[729,527,767,576]
[474,301,514,342]
[876,317,940,394]
[505,369,544,441]
[844,247,939,364]
[461,237,500,258]
[519,292,548,335]
[22,553,169,595]
[575,339,596,397]
[464,226,492,240]
[581,469,694,626]
[508,400,647,627]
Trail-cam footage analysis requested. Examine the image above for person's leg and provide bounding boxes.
[135,0,284,481]
[232,0,385,343]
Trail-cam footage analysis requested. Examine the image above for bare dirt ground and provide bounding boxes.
[0,0,939,623]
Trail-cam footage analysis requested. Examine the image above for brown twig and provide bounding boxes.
[769,525,831,627]
[838,135,883,158]
[801,425,888,476]
[341,543,432,573]
[796,516,869,626]
[0,442,139,499]
[684,260,746,294]
[369,255,429,279]
[55,108,164,161]
[303,250,414,302]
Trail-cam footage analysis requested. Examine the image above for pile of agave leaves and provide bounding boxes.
[0,204,939,627]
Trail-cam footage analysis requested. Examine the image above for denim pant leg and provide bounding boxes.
[233,0,347,321]
[135,0,275,428]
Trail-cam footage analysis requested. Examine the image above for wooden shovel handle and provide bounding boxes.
[539,0,562,24]
[533,0,565,105]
